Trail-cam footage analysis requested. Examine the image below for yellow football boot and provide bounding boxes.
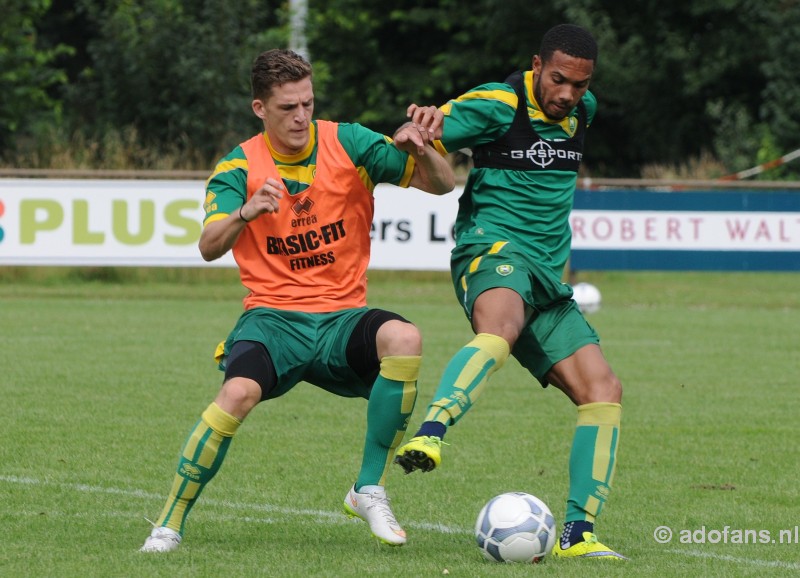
[551,532,628,560]
[394,436,445,473]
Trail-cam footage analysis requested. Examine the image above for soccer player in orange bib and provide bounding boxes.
[140,48,454,552]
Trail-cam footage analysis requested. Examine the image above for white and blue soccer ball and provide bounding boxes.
[475,492,556,563]
[572,282,602,314]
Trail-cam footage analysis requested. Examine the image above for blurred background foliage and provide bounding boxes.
[2,0,799,178]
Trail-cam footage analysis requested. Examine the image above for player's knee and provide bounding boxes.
[378,320,422,357]
[605,373,623,403]
[217,377,262,418]
[590,372,622,404]
[565,370,622,405]
[472,315,525,348]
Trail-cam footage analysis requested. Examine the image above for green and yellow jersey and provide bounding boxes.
[434,70,597,274]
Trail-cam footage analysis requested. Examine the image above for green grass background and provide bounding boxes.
[1,268,798,577]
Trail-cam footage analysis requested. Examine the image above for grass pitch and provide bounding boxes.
[1,268,798,577]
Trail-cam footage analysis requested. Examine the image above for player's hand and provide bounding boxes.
[394,105,442,156]
[393,122,433,156]
[406,104,443,140]
[240,177,284,222]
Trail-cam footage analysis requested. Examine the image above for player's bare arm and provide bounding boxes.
[198,177,284,261]
[406,144,454,195]
[393,106,453,195]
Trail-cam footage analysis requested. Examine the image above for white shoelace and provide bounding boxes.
[366,492,400,525]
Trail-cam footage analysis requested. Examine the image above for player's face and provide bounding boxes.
[532,50,594,121]
[253,77,314,155]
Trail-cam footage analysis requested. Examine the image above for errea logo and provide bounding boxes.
[510,141,582,168]
[292,196,314,216]
[179,462,202,481]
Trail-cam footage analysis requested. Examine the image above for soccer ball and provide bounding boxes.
[572,282,602,314]
[475,492,556,563]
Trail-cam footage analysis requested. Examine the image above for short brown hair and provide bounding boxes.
[251,49,312,101]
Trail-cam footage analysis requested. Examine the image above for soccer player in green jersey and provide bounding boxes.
[394,24,627,560]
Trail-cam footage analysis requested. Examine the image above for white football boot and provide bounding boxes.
[343,485,407,546]
[140,526,182,553]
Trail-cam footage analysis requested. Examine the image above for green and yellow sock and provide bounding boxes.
[565,402,621,528]
[155,402,241,534]
[356,355,419,489]
[422,333,509,429]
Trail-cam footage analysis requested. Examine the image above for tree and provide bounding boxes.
[558,0,770,175]
[760,0,800,169]
[306,0,563,136]
[0,0,70,153]
[63,0,287,165]
[3,0,793,177]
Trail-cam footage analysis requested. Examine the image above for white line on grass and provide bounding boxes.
[666,549,800,571]
[15,507,280,526]
[7,474,798,570]
[0,474,469,535]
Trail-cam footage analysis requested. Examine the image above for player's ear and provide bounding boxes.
[252,99,266,119]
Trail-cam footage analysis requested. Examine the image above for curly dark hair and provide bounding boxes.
[539,24,598,64]
[251,49,312,101]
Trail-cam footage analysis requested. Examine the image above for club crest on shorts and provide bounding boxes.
[495,264,514,276]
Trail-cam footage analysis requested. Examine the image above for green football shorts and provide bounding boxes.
[451,241,600,386]
[218,306,372,399]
